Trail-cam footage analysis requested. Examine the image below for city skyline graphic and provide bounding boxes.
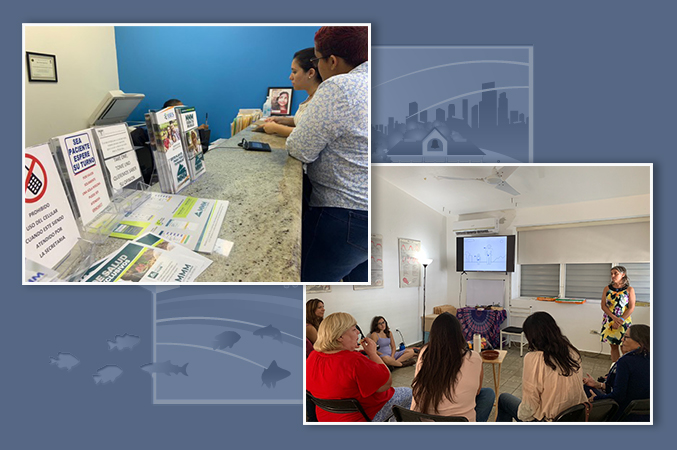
[372,46,533,163]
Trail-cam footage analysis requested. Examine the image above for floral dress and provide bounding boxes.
[600,284,632,345]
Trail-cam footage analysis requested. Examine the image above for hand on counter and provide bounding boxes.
[262,122,293,137]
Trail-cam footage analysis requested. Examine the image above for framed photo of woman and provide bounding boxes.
[268,87,293,116]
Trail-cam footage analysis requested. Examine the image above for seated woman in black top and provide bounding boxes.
[583,324,650,421]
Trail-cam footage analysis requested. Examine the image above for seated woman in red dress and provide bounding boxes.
[306,312,412,422]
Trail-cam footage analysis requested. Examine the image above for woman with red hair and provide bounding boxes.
[286,26,369,283]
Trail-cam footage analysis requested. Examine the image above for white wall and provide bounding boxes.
[445,194,651,354]
[311,175,448,346]
[25,26,119,147]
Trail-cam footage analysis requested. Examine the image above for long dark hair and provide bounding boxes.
[305,298,324,330]
[522,312,581,376]
[411,313,470,414]
[370,316,390,337]
[293,47,322,83]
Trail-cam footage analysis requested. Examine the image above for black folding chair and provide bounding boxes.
[306,390,370,421]
[392,404,468,422]
[554,399,619,422]
[617,398,650,422]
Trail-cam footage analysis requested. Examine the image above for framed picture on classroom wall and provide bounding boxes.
[268,87,293,116]
[398,238,421,288]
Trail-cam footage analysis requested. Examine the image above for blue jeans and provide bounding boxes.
[475,388,496,422]
[496,393,522,422]
[301,207,368,282]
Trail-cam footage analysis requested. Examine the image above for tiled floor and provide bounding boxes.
[390,343,614,422]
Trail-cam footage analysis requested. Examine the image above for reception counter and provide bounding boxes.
[94,127,303,282]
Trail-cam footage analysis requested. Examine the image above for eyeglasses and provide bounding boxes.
[378,321,385,325]
[309,55,329,65]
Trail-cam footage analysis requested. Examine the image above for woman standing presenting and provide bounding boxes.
[600,266,636,362]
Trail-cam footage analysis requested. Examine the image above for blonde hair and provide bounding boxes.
[314,312,357,353]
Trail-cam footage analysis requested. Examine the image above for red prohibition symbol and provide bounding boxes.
[25,153,48,204]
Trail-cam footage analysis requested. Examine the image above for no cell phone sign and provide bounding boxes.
[25,153,48,204]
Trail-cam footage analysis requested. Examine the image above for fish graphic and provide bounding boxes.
[140,360,188,376]
[213,331,241,350]
[253,324,283,343]
[107,333,141,351]
[261,360,291,388]
[49,352,80,371]
[93,365,123,384]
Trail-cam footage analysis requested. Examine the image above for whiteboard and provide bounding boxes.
[466,279,505,307]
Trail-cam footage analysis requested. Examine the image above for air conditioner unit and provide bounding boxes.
[453,218,499,235]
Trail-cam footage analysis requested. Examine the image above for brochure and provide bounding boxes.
[110,192,228,253]
[82,241,210,283]
[146,107,191,193]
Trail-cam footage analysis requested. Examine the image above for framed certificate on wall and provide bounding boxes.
[26,51,58,82]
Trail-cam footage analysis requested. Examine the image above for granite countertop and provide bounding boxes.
[93,127,302,282]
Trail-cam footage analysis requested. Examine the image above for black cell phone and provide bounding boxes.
[239,138,271,152]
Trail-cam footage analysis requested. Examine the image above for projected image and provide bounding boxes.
[463,236,508,272]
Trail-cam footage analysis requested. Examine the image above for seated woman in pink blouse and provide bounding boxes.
[497,312,587,422]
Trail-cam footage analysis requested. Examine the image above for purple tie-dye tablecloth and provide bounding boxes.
[457,307,507,349]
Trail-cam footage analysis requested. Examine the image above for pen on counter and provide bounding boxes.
[205,112,209,127]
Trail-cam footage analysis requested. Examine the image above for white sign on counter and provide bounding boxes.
[94,124,142,190]
[104,151,142,190]
[24,143,81,269]
[56,129,111,225]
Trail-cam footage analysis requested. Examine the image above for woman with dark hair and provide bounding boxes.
[496,312,587,422]
[600,266,636,362]
[368,316,416,367]
[584,324,650,421]
[305,298,325,344]
[411,313,495,421]
[286,27,369,282]
[264,48,322,137]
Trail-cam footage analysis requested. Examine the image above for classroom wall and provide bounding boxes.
[114,26,320,140]
[312,175,448,346]
[445,194,651,354]
[24,26,120,147]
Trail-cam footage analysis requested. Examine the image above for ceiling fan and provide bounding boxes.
[435,166,520,196]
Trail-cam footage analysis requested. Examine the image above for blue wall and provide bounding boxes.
[115,26,320,140]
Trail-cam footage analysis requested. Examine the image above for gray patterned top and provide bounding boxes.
[286,62,369,211]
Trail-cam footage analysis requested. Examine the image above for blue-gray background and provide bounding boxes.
[9,0,672,448]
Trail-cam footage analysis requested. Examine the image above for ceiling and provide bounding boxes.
[373,165,651,216]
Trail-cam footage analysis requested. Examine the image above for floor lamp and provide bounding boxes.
[420,258,433,343]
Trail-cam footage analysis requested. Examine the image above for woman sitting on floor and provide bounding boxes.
[411,312,495,422]
[369,316,417,367]
[496,311,587,422]
[306,312,412,422]
[584,324,650,421]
